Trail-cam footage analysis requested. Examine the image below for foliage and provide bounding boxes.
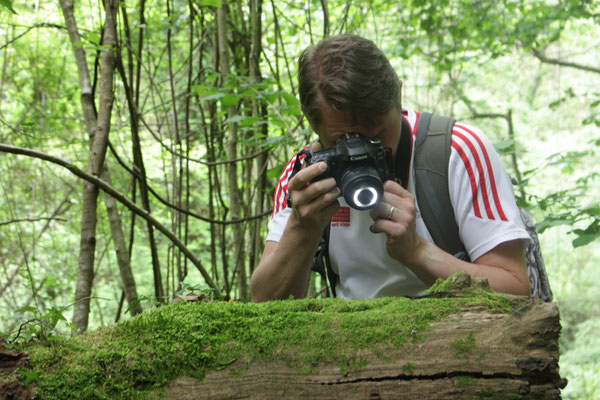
[4,305,77,344]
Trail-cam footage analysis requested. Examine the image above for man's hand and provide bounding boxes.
[368,181,530,296]
[287,142,340,232]
[251,142,341,302]
[369,180,425,265]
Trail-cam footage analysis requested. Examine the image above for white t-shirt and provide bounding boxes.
[266,110,531,299]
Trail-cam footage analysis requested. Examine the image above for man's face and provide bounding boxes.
[312,103,403,156]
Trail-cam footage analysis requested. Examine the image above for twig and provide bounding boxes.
[0,217,67,227]
[0,23,65,51]
[532,48,600,74]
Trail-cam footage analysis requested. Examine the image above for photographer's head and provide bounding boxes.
[298,35,403,154]
[298,34,402,132]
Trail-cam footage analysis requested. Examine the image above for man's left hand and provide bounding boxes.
[369,180,425,266]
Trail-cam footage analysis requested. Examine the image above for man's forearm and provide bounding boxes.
[400,239,530,296]
[251,222,323,302]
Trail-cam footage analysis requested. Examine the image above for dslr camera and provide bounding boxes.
[305,133,391,210]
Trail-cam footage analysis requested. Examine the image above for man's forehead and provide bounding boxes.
[320,106,385,132]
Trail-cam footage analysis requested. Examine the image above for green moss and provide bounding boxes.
[455,375,477,388]
[401,362,417,374]
[426,272,515,313]
[452,331,477,359]
[15,275,516,399]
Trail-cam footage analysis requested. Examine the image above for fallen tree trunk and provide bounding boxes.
[167,299,564,399]
[1,274,566,399]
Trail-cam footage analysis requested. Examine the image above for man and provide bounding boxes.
[251,34,531,302]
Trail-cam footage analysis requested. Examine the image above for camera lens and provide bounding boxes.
[353,186,379,208]
[339,167,383,210]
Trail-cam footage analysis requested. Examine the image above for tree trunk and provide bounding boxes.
[60,0,142,325]
[102,166,142,316]
[217,5,246,299]
[71,0,118,334]
[248,0,268,279]
[164,298,565,399]
[114,33,165,303]
[0,274,565,399]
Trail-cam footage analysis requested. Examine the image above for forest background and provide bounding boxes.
[0,0,598,398]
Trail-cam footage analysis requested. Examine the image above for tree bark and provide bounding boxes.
[102,166,142,316]
[164,299,565,399]
[248,0,268,278]
[71,0,118,334]
[60,0,142,321]
[217,5,246,299]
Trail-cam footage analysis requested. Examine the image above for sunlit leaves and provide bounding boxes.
[194,0,222,8]
[192,74,302,144]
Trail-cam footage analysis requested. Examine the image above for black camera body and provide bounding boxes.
[305,133,391,210]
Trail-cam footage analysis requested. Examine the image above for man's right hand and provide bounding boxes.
[251,142,341,302]
[287,158,341,232]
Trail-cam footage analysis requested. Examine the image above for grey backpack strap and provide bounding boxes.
[520,209,553,301]
[414,112,468,260]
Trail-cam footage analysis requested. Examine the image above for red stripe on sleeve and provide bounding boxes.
[272,157,296,216]
[272,146,309,216]
[451,141,482,219]
[453,131,495,220]
[455,124,508,221]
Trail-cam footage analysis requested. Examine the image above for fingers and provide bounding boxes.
[288,162,327,190]
[287,161,340,229]
[369,181,416,234]
[383,180,412,198]
[288,163,338,204]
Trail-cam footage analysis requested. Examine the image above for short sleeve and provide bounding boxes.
[448,122,531,260]
[265,147,308,243]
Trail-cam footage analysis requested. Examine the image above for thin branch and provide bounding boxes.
[0,143,221,297]
[0,23,65,51]
[532,48,600,74]
[107,140,271,224]
[0,217,67,227]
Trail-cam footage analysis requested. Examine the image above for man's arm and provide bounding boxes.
[370,181,530,296]
[251,161,340,302]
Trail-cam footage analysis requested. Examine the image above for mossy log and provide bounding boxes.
[1,274,566,399]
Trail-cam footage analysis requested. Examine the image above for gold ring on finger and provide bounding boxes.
[387,206,395,220]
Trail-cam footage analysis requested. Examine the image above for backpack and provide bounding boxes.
[312,112,553,301]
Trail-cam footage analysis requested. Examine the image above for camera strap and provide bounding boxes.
[392,116,412,189]
[285,147,312,208]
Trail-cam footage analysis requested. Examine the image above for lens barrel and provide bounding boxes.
[339,166,383,210]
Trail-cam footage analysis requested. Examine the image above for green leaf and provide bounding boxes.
[224,115,246,125]
[16,306,37,314]
[267,163,286,181]
[221,94,240,108]
[572,234,598,248]
[280,105,302,116]
[87,32,101,45]
[239,116,261,127]
[493,139,514,151]
[200,92,226,102]
[0,0,17,14]
[195,0,222,7]
[281,92,299,106]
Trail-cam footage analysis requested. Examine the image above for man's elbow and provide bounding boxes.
[250,271,268,303]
